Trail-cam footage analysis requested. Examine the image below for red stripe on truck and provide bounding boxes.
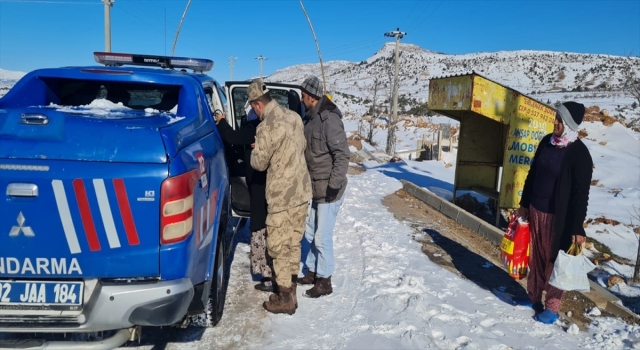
[113,179,140,246]
[72,179,102,251]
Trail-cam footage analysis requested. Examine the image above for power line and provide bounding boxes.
[402,0,421,25]
[0,0,98,4]
[267,37,383,62]
[407,0,444,32]
[112,4,162,32]
[406,1,435,31]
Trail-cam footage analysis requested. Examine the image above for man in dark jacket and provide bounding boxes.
[297,75,350,298]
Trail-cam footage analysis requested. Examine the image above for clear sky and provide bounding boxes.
[0,0,638,82]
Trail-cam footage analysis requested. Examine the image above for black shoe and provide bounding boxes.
[254,281,273,292]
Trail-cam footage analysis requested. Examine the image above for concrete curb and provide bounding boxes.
[400,180,504,246]
[399,179,638,321]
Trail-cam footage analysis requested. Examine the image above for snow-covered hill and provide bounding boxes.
[0,68,25,97]
[267,43,640,118]
[0,67,25,81]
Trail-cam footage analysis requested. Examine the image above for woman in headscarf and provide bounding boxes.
[516,101,593,324]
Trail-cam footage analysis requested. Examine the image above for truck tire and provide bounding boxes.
[209,215,228,326]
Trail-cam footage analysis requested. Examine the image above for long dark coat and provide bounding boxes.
[217,118,267,232]
[520,134,593,261]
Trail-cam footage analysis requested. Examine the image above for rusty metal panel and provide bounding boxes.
[457,112,503,164]
[499,94,556,208]
[428,75,473,111]
[456,164,499,191]
[470,75,515,124]
[454,112,502,191]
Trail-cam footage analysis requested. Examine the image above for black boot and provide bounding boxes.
[270,275,298,309]
[298,271,316,285]
[305,276,332,298]
[263,286,296,315]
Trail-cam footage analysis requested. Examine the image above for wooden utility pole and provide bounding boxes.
[171,0,192,56]
[299,0,326,95]
[229,56,238,80]
[103,0,113,52]
[384,28,407,156]
[255,55,267,78]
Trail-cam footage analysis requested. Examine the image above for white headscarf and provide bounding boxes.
[550,119,579,147]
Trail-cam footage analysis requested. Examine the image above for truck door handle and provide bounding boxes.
[20,113,50,125]
[7,183,39,197]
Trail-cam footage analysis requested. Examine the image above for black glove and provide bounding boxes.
[325,186,340,202]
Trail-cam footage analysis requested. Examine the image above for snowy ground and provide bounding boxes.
[129,170,637,349]
[7,167,625,349]
[127,90,640,348]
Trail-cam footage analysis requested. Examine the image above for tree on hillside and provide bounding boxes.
[355,77,384,143]
[624,54,640,105]
[632,204,640,285]
[626,74,640,106]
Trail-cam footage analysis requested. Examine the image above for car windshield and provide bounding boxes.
[41,77,181,113]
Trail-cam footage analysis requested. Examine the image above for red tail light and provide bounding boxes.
[160,170,198,244]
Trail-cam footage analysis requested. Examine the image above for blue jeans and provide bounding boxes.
[302,195,344,278]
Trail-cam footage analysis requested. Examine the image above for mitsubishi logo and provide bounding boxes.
[9,212,35,237]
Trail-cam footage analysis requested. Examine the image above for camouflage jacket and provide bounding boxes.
[251,100,312,213]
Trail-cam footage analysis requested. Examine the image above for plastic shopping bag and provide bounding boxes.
[500,215,530,280]
[548,243,596,292]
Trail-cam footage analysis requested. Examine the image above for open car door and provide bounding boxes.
[223,81,305,218]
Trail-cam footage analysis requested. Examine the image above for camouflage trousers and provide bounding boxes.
[250,228,272,278]
[265,202,308,289]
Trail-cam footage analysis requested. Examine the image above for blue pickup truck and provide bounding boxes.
[0,52,304,348]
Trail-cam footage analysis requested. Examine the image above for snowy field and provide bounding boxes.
[131,170,637,349]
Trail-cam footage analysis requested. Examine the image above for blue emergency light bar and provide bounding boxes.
[93,52,214,73]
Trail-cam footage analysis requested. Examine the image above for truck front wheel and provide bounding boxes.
[209,233,227,326]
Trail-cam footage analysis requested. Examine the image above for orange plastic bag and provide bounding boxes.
[500,215,531,280]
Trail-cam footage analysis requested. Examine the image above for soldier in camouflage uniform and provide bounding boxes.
[249,78,312,315]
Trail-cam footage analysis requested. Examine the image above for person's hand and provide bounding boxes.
[251,136,255,149]
[517,206,529,221]
[572,235,586,245]
[325,186,339,202]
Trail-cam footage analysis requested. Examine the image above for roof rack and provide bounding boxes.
[93,52,213,73]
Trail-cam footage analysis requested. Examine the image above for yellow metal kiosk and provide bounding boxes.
[428,73,556,226]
